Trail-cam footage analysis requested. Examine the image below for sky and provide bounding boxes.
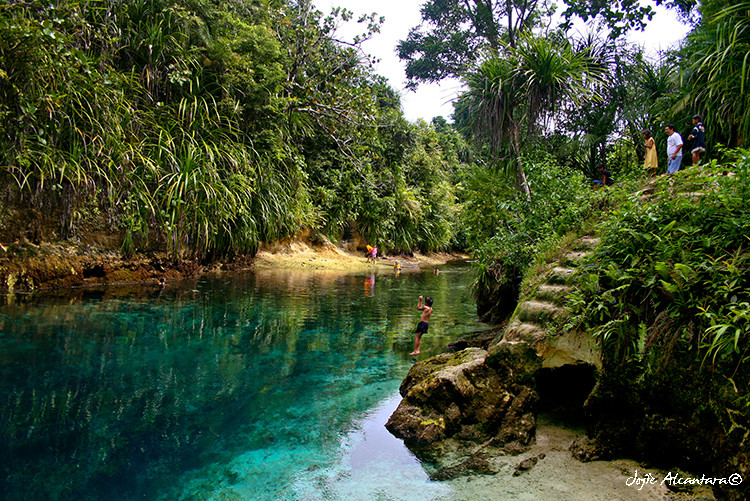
[313,1,693,122]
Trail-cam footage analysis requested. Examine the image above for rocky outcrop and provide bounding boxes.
[501,235,601,370]
[388,225,748,499]
[386,344,540,453]
[574,361,750,500]
[386,235,603,468]
[0,241,251,291]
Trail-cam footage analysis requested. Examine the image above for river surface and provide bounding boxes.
[0,262,490,500]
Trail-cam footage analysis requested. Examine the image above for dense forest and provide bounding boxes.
[2,0,750,497]
[2,0,748,318]
[1,0,469,258]
[0,0,747,258]
[2,0,749,368]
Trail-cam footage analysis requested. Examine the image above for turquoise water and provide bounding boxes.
[0,263,488,500]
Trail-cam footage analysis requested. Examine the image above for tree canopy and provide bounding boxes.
[0,0,470,256]
[397,0,546,88]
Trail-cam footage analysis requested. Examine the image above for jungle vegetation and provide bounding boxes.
[0,0,467,258]
[415,0,748,409]
[1,0,749,375]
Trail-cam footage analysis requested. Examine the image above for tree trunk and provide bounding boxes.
[511,126,531,200]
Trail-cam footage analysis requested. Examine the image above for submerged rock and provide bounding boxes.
[430,454,497,481]
[447,339,469,352]
[569,436,602,462]
[512,452,546,476]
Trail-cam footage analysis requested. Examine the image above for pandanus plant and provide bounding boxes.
[459,33,606,199]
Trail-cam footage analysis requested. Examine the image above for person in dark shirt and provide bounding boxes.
[593,163,614,187]
[688,114,706,165]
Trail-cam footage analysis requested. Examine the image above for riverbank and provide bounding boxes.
[253,239,463,272]
[440,416,716,501]
[0,236,465,291]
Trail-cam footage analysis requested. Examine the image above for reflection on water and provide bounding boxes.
[0,263,486,500]
[290,392,451,501]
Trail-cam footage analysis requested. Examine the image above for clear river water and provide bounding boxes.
[0,262,491,500]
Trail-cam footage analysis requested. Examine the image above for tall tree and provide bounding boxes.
[397,0,546,88]
[457,33,604,196]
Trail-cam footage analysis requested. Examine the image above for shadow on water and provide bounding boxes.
[0,262,489,500]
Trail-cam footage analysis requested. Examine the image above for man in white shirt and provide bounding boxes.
[665,124,683,174]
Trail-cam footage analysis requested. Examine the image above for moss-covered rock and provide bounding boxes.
[571,358,750,499]
[485,340,542,385]
[386,345,539,455]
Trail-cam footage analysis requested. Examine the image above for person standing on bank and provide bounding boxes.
[409,295,433,356]
[642,129,658,177]
[665,124,683,174]
[688,114,706,165]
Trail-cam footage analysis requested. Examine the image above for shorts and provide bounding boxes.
[692,147,705,153]
[415,321,429,334]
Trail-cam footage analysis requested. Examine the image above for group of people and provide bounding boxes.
[643,114,706,177]
[596,115,706,186]
[365,244,378,263]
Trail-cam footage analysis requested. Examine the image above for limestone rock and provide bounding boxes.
[485,340,542,385]
[569,436,602,462]
[493,385,538,453]
[430,454,498,481]
[386,348,489,443]
[386,345,539,454]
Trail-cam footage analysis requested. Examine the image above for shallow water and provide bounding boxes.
[0,263,488,500]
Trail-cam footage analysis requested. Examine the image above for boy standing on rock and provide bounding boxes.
[410,295,433,355]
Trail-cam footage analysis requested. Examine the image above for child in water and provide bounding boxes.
[410,295,433,355]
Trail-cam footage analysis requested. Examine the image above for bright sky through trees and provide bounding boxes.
[314,0,691,122]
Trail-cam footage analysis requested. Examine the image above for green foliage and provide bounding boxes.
[0,0,468,258]
[684,1,750,147]
[320,119,461,253]
[456,32,606,196]
[465,154,603,296]
[566,154,750,380]
[396,0,551,88]
[559,0,659,38]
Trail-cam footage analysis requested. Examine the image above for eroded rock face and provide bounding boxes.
[476,278,518,325]
[0,242,209,291]
[385,343,541,454]
[573,362,750,500]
